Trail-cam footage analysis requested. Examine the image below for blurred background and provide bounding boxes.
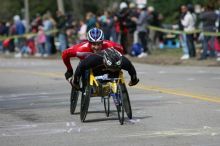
[0,0,220,62]
[0,0,211,23]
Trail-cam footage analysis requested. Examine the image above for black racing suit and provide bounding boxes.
[73,53,137,85]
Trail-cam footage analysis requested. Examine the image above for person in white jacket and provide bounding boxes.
[180,5,196,59]
[78,19,87,42]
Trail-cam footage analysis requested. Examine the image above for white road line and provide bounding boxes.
[67,128,73,133]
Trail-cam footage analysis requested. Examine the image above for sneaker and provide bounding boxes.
[23,53,29,57]
[137,52,147,58]
[180,54,189,60]
[34,53,41,57]
[14,53,22,58]
[43,54,48,58]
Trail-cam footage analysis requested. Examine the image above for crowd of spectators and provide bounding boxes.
[178,2,220,61]
[0,1,220,61]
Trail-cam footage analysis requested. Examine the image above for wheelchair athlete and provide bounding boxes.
[62,27,124,82]
[71,48,139,90]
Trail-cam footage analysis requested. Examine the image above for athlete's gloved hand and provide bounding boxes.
[72,76,80,90]
[129,76,139,86]
[65,70,73,80]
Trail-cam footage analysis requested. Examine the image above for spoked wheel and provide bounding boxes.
[121,84,132,119]
[116,84,124,125]
[80,85,91,122]
[103,96,110,117]
[70,87,79,115]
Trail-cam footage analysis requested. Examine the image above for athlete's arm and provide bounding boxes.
[121,56,139,86]
[62,46,78,71]
[74,54,103,83]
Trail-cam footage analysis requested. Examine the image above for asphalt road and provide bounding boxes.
[0,57,220,146]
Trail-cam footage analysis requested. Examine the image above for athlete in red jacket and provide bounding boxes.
[62,27,124,80]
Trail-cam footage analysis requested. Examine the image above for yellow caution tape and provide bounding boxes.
[0,29,58,41]
[0,26,220,42]
[148,25,220,36]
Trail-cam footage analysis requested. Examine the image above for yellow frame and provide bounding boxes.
[89,70,125,86]
[89,69,125,94]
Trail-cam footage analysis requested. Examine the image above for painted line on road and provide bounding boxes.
[135,84,220,103]
[1,69,220,103]
[0,69,63,78]
[119,126,220,138]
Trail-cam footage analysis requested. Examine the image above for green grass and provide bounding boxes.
[127,48,220,67]
[150,48,182,56]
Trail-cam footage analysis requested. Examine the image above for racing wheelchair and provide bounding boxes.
[70,69,132,125]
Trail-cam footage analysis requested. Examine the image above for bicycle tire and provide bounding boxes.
[116,84,124,125]
[80,85,91,122]
[70,87,79,115]
[104,96,110,117]
[121,84,132,119]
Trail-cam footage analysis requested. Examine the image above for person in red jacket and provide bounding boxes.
[62,27,124,81]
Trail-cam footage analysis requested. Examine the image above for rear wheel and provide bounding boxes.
[80,85,91,122]
[70,87,79,115]
[116,84,124,125]
[121,84,132,119]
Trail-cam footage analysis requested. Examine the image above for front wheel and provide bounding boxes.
[121,84,132,119]
[116,84,124,125]
[70,87,79,115]
[104,96,110,117]
[80,85,91,122]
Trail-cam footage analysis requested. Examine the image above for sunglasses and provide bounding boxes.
[90,42,103,45]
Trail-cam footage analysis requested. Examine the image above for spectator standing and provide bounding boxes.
[180,5,196,59]
[112,15,120,43]
[78,19,87,42]
[179,5,190,60]
[132,4,149,58]
[30,13,42,33]
[148,6,164,49]
[13,15,26,58]
[199,3,218,60]
[126,2,138,55]
[56,10,68,52]
[47,12,57,54]
[43,14,53,56]
[99,11,113,40]
[85,12,96,32]
[116,2,129,54]
[217,0,220,61]
[36,26,46,57]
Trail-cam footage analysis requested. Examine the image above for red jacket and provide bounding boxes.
[62,40,124,71]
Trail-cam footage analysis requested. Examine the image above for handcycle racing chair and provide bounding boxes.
[77,69,132,125]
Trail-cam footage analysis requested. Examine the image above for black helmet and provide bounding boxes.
[103,48,122,69]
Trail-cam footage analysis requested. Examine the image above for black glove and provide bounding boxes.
[70,76,80,90]
[65,70,73,80]
[129,76,139,86]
